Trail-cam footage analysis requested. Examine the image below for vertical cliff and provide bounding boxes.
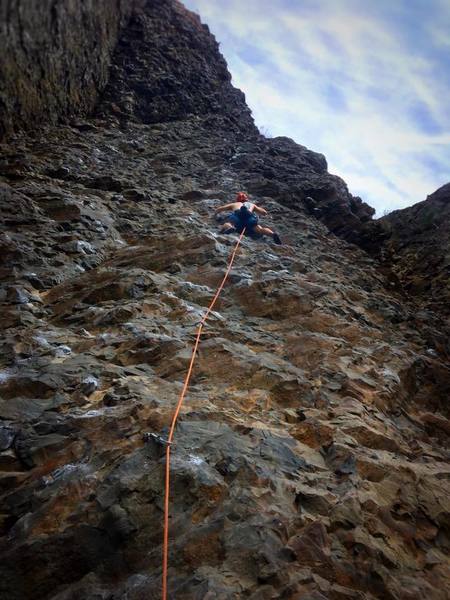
[377,183,450,319]
[0,1,449,599]
[0,0,134,137]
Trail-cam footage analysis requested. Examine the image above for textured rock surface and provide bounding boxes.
[0,1,449,599]
[377,183,450,319]
[0,0,134,137]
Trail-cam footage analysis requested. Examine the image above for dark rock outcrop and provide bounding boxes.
[97,0,255,132]
[0,1,449,599]
[378,183,450,318]
[0,0,134,138]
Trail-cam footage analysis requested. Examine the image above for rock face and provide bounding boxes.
[378,183,450,319]
[97,0,255,131]
[0,0,134,137]
[0,1,449,599]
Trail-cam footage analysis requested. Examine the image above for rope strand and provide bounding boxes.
[162,229,246,600]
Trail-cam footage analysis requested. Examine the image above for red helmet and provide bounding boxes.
[236,192,248,202]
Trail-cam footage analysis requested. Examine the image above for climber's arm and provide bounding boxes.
[254,205,268,215]
[215,203,235,214]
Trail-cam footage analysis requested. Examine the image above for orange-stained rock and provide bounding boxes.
[0,1,449,599]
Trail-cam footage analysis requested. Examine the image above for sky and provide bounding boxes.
[183,0,450,215]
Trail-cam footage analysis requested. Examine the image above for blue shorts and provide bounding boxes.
[228,212,258,234]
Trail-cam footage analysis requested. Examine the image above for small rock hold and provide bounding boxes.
[80,376,99,396]
[0,425,16,451]
[181,190,205,201]
[55,345,72,357]
[23,272,45,290]
[78,328,94,338]
[123,188,150,201]
[6,286,30,304]
[60,240,96,255]
[50,166,71,179]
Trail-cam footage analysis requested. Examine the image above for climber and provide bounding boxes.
[215,192,282,244]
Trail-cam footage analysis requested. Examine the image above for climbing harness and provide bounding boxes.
[161,227,246,600]
[235,202,258,230]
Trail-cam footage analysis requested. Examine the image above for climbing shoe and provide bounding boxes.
[273,232,282,245]
[222,227,236,235]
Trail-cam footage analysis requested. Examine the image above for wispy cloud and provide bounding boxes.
[184,0,450,214]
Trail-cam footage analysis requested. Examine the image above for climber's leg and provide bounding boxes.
[220,221,236,234]
[253,224,282,244]
[254,224,273,236]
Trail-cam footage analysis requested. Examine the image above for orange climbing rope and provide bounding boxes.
[162,228,246,600]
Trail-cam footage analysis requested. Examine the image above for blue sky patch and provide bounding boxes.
[184,0,450,215]
[409,101,443,135]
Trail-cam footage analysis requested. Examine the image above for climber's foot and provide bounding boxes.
[221,227,236,235]
[273,232,282,245]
